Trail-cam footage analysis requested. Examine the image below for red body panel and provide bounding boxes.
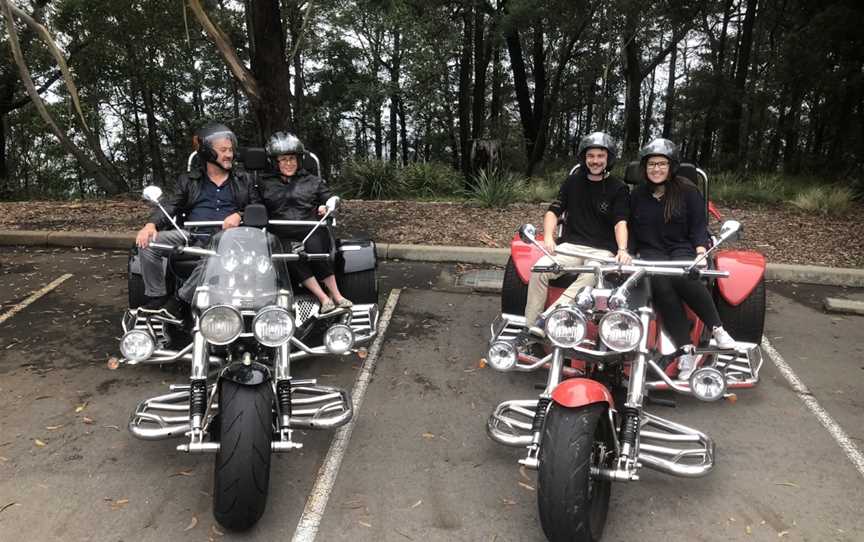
[551,378,615,408]
[715,250,766,306]
[708,200,723,221]
[510,234,545,284]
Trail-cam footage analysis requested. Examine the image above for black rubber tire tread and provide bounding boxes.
[213,380,273,531]
[128,272,146,308]
[501,256,528,315]
[537,402,611,542]
[715,275,766,343]
[337,268,378,305]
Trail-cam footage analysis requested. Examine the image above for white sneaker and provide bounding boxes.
[677,352,698,381]
[712,326,737,349]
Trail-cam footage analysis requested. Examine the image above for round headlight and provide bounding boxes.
[120,330,155,363]
[200,305,243,345]
[690,367,727,402]
[545,308,588,348]
[253,307,294,347]
[324,324,355,355]
[599,310,642,352]
[487,340,517,371]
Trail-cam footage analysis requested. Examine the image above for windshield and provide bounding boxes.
[197,227,291,310]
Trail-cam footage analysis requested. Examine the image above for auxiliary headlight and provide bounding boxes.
[599,310,642,352]
[253,307,294,347]
[324,324,355,355]
[545,308,588,348]
[120,330,155,363]
[487,340,517,371]
[200,305,243,345]
[690,367,727,402]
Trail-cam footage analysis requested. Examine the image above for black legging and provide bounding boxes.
[650,275,722,347]
[274,225,334,283]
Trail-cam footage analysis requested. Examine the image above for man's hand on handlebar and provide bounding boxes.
[543,236,557,255]
[615,248,632,264]
[222,212,242,230]
[317,205,327,217]
[136,223,157,249]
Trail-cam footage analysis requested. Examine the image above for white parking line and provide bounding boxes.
[0,273,73,325]
[292,288,402,542]
[761,337,864,479]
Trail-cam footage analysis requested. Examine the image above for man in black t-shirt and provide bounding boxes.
[524,132,631,330]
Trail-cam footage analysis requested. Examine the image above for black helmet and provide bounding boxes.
[577,132,617,170]
[266,132,305,157]
[639,138,680,165]
[196,122,237,169]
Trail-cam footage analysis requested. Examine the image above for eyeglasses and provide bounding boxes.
[646,160,670,169]
[277,155,298,163]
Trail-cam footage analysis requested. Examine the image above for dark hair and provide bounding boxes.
[650,174,696,223]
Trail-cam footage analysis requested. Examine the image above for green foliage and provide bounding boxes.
[464,168,523,208]
[400,161,462,198]
[710,172,796,204]
[790,186,856,215]
[333,159,404,200]
[519,174,561,203]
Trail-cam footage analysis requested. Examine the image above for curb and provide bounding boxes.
[1,229,862,287]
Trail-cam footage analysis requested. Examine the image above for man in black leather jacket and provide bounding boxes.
[134,122,259,312]
[257,132,352,313]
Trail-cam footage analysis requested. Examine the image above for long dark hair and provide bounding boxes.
[649,173,695,222]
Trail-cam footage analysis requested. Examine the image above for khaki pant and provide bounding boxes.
[524,243,615,325]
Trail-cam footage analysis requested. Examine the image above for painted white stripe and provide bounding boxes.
[0,273,74,325]
[292,288,402,542]
[761,336,864,478]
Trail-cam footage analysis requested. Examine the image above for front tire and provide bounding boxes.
[537,402,612,542]
[213,380,273,531]
[501,256,528,315]
[715,276,766,343]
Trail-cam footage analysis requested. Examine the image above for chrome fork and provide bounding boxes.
[519,348,565,469]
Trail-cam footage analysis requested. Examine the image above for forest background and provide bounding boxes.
[0,0,863,217]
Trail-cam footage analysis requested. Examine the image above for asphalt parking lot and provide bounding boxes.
[0,246,862,542]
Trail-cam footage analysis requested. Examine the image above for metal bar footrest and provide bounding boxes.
[288,384,353,429]
[349,303,379,339]
[487,399,538,447]
[129,388,202,440]
[489,313,527,343]
[646,341,763,393]
[637,412,715,478]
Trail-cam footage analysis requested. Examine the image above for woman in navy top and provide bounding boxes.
[630,139,737,380]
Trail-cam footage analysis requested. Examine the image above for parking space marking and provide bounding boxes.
[292,288,402,542]
[0,273,73,325]
[762,336,864,478]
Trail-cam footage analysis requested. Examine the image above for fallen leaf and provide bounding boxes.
[82,417,94,425]
[519,466,531,482]
[500,497,517,506]
[102,425,121,431]
[111,498,129,510]
[411,500,422,508]
[34,439,47,448]
[75,401,88,413]
[183,515,198,531]
[357,349,368,360]
[45,425,64,431]
[359,521,372,528]
[478,358,487,368]
[170,468,195,477]
[778,531,789,538]
[210,524,224,536]
[773,481,799,488]
[421,432,435,439]
[106,357,120,370]
[0,502,19,515]
[746,525,752,535]
[0,456,8,462]
[518,481,535,492]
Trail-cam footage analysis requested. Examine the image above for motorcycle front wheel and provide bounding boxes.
[213,380,274,531]
[537,402,612,542]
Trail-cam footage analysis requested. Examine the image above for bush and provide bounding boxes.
[401,161,462,198]
[465,168,523,208]
[333,159,403,199]
[710,172,791,204]
[790,186,855,215]
[519,175,561,203]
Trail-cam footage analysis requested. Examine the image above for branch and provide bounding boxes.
[8,69,63,110]
[187,0,261,103]
[287,0,315,63]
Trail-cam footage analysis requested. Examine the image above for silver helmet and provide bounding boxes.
[639,138,680,165]
[266,132,305,157]
[577,132,617,169]
[196,122,237,168]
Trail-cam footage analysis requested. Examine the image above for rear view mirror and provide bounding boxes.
[142,185,163,203]
[325,196,340,212]
[719,220,742,242]
[518,224,537,245]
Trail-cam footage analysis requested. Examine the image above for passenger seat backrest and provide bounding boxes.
[624,161,642,185]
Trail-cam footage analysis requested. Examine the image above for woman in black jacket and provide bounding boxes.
[258,132,351,313]
[630,138,736,380]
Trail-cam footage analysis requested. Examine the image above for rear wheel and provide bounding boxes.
[715,276,766,343]
[213,380,273,531]
[538,402,612,542]
[501,256,528,315]
[338,269,378,305]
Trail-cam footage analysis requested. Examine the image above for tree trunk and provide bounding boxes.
[642,67,656,145]
[143,85,166,187]
[471,6,491,140]
[458,3,473,175]
[622,7,642,158]
[371,96,383,160]
[399,96,408,165]
[699,0,733,165]
[505,26,536,158]
[388,31,401,163]
[662,44,677,138]
[249,0,293,136]
[490,45,502,133]
[721,0,758,167]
